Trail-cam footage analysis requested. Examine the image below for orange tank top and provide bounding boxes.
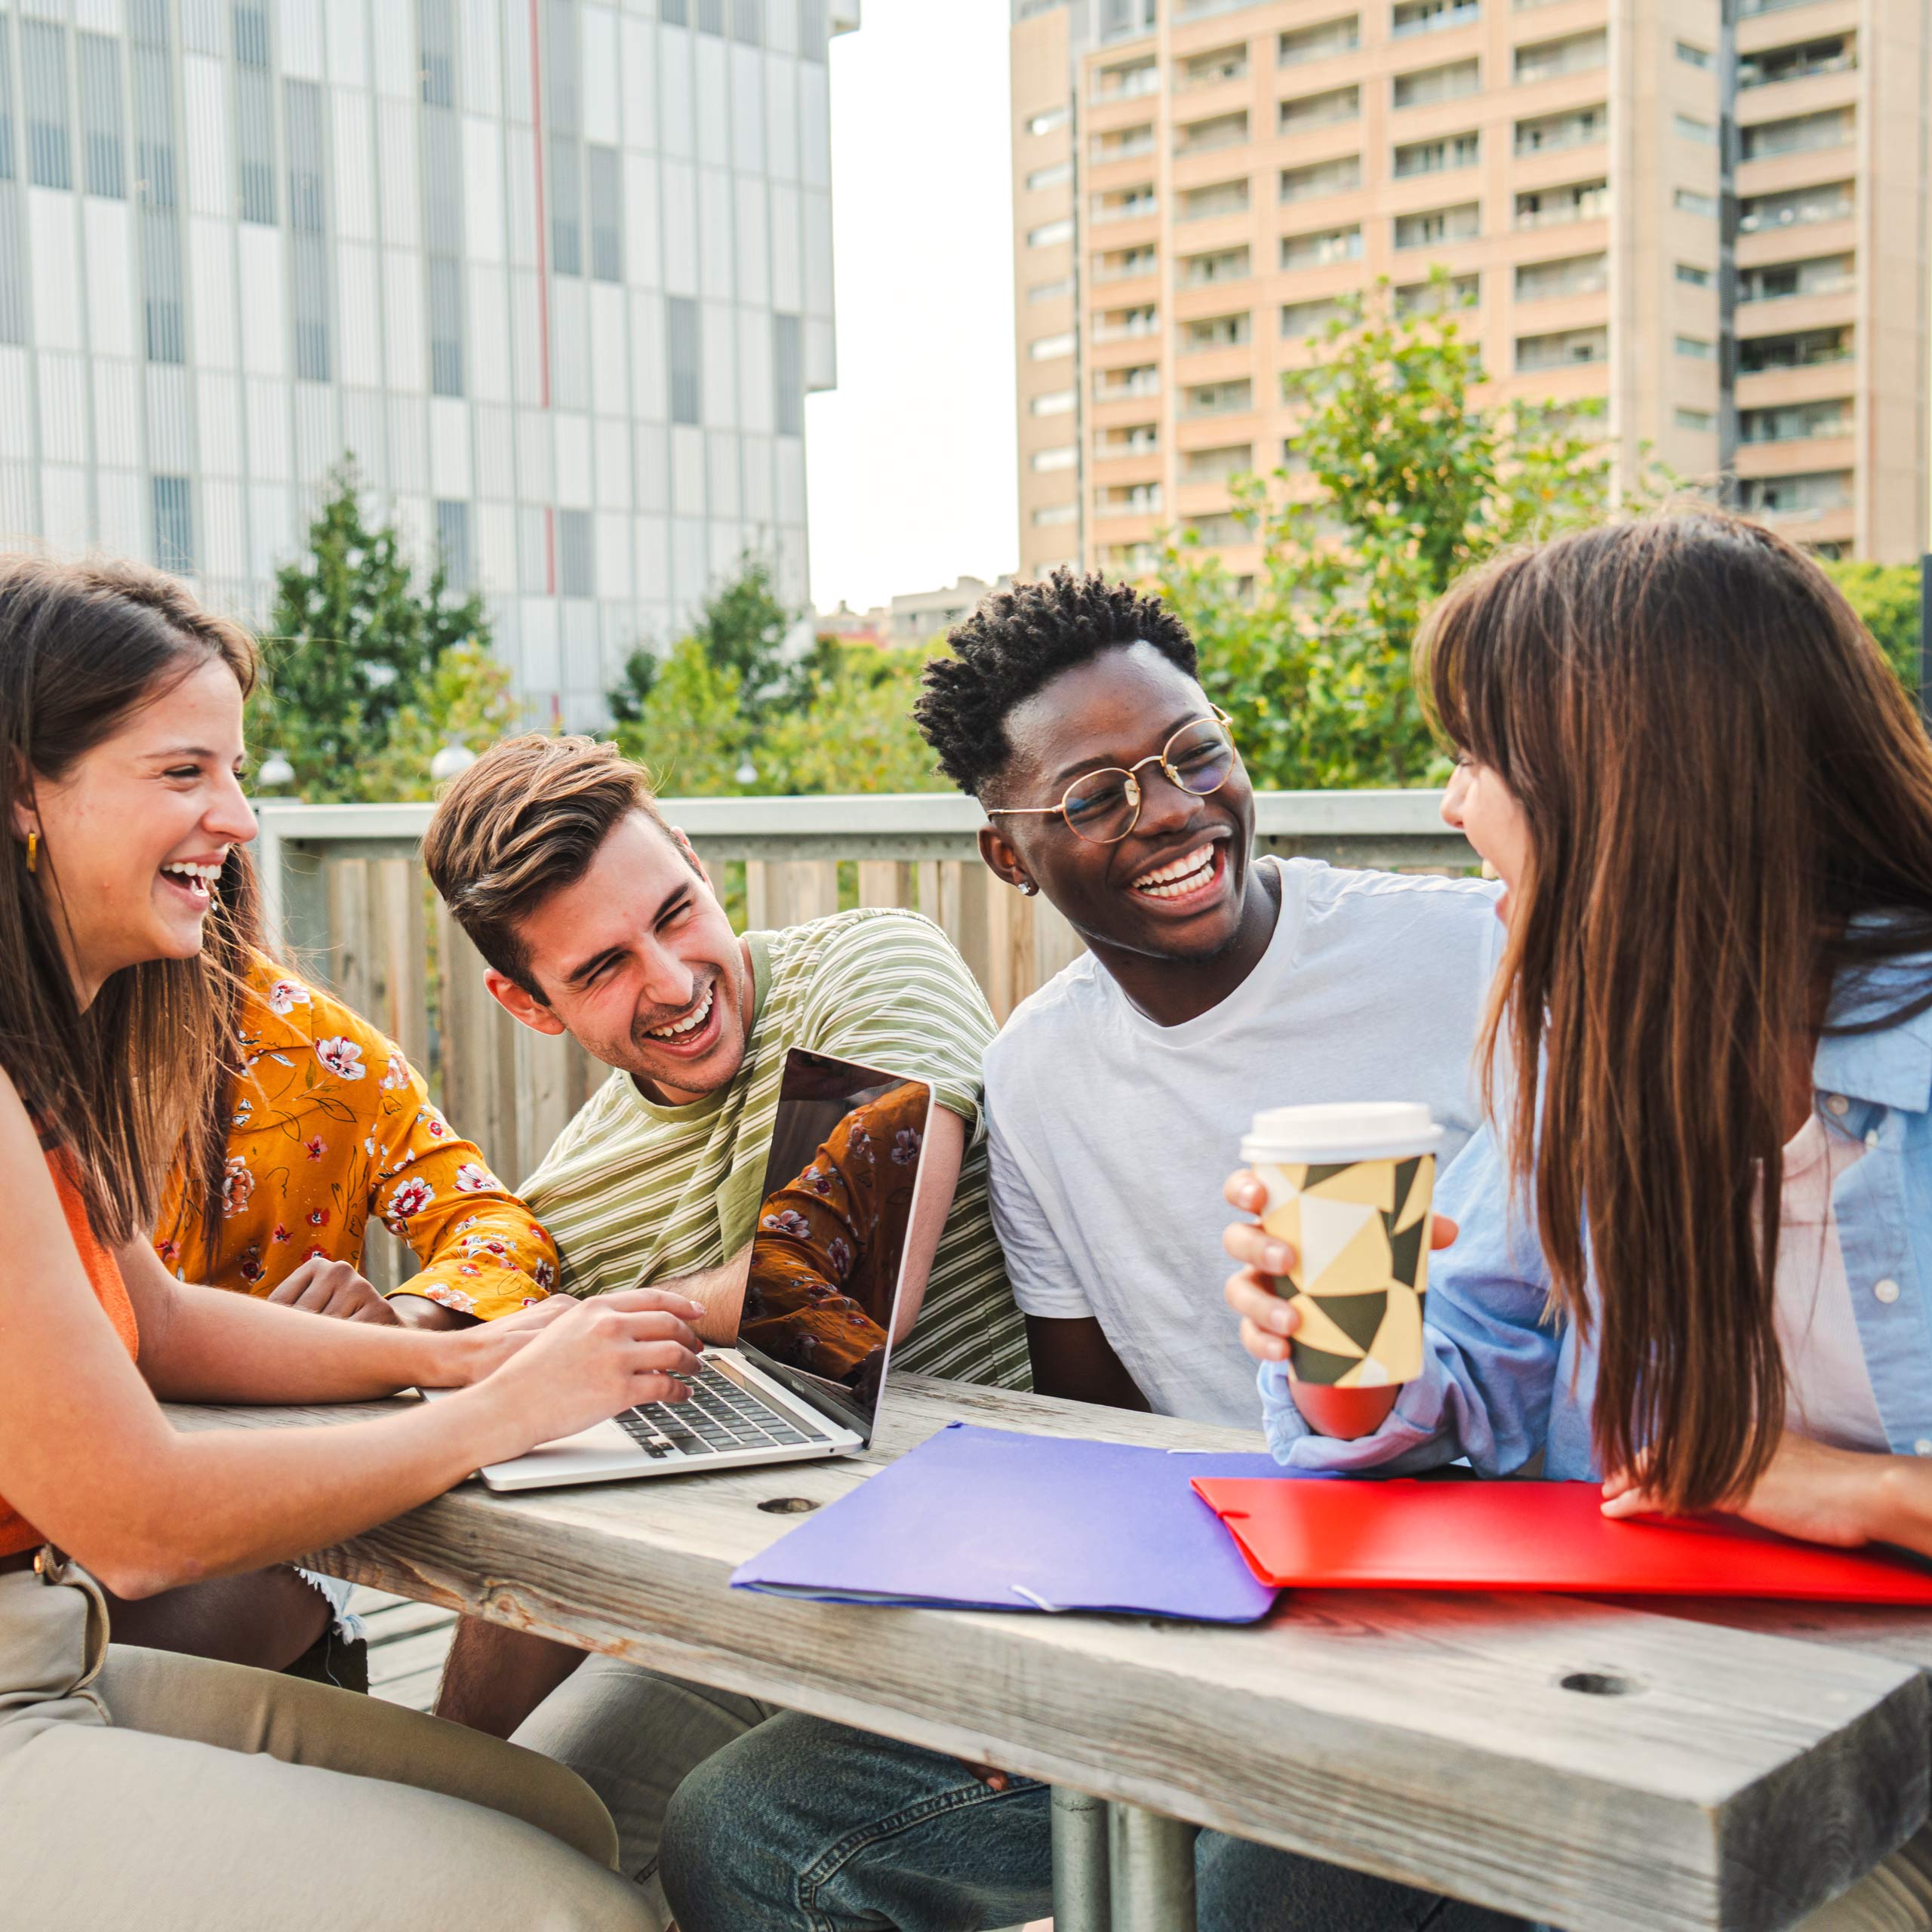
[0,1151,140,1558]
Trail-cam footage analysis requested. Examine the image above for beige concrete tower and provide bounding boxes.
[1010,0,1927,580]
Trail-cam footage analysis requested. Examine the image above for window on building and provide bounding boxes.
[1513,30,1606,82]
[1029,276,1074,303]
[668,297,702,425]
[551,137,583,274]
[1675,261,1712,287]
[1738,253,1855,300]
[1395,271,1478,315]
[1740,396,1852,442]
[1674,407,1714,431]
[1394,202,1480,248]
[1183,443,1253,481]
[1740,180,1854,231]
[1394,131,1479,176]
[1030,331,1076,359]
[1392,58,1480,107]
[77,34,125,198]
[131,2,186,366]
[1180,179,1247,220]
[21,21,72,191]
[661,0,688,20]
[435,500,473,592]
[1281,223,1364,268]
[1739,325,1850,371]
[1281,155,1362,202]
[768,312,799,435]
[557,509,595,595]
[0,25,20,347]
[1392,0,1481,35]
[233,4,277,223]
[1674,333,1715,356]
[1183,312,1251,351]
[0,19,13,186]
[1032,445,1078,471]
[1180,245,1248,285]
[588,144,622,282]
[1675,113,1716,145]
[697,0,725,33]
[1279,16,1360,63]
[1180,44,1247,88]
[1028,106,1070,136]
[1031,389,1076,415]
[288,79,332,382]
[1515,103,1606,153]
[800,2,828,60]
[1515,177,1607,225]
[1741,109,1854,159]
[1514,251,1606,299]
[1029,218,1076,248]
[1282,296,1347,337]
[1739,470,1850,516]
[1177,111,1249,155]
[418,0,456,104]
[1739,34,1854,86]
[1515,325,1607,371]
[1026,162,1073,192]
[1183,378,1253,416]
[1280,85,1361,131]
[1032,502,1079,527]
[1675,38,1712,65]
[733,0,763,44]
[1674,187,1718,217]
[152,475,195,575]
[427,257,463,396]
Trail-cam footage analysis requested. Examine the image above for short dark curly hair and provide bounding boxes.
[913,569,1198,797]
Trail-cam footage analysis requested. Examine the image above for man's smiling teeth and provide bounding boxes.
[162,861,222,885]
[1131,844,1216,899]
[647,983,715,1039]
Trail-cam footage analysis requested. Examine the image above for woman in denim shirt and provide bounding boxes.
[1226,512,1932,1929]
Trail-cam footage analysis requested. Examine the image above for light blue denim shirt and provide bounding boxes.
[1260,964,1932,1477]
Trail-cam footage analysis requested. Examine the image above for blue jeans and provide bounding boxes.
[658,1711,1528,1932]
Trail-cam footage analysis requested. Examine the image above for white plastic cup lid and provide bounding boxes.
[1241,1100,1443,1166]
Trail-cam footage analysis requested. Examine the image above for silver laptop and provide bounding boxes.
[463,1049,934,1493]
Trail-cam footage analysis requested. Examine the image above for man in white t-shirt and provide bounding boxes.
[657,573,1521,1932]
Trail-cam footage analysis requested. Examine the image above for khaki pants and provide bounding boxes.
[0,1557,649,1931]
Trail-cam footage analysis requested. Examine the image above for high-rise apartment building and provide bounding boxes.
[0,0,856,729]
[1012,0,1924,580]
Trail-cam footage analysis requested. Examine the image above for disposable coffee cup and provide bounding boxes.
[1241,1103,1442,1391]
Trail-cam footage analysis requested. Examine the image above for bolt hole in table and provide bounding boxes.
[165,1380,1932,1932]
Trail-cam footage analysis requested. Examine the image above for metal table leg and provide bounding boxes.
[1051,1787,1112,1932]
[1108,1801,1198,1932]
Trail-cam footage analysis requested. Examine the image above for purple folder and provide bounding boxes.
[729,1421,1284,1623]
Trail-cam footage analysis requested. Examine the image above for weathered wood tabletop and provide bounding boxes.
[167,1378,1932,1932]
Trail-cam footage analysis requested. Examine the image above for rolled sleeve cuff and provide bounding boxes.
[1257,1358,1458,1472]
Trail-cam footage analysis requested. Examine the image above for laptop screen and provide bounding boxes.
[731,1048,934,1446]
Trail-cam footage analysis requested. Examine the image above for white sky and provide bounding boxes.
[804,0,1020,616]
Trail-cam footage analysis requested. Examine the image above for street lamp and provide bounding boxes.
[256,752,295,789]
[429,740,478,783]
[734,759,760,787]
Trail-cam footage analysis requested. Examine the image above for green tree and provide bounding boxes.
[611,634,758,795]
[760,641,947,794]
[251,461,496,800]
[1154,279,1650,786]
[685,550,802,718]
[1823,558,1920,696]
[358,641,518,803]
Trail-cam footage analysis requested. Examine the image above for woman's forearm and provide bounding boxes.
[141,1280,472,1402]
[67,1383,532,1597]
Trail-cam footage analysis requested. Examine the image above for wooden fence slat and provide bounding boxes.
[1035,894,1084,988]
[744,859,771,932]
[857,860,913,910]
[325,857,371,1012]
[377,859,429,1069]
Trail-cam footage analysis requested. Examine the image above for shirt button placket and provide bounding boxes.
[1875,1279,1902,1305]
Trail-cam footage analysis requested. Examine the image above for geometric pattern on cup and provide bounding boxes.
[1257,1153,1435,1387]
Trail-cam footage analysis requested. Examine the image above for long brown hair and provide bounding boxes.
[1418,512,1932,1511]
[0,557,260,1244]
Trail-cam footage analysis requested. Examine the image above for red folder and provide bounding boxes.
[1192,1475,1932,1603]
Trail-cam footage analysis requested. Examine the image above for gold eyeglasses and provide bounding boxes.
[986,707,1238,846]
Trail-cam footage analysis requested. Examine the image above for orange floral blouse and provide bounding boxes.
[152,954,557,1321]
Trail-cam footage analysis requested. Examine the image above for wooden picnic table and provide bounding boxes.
[166,1377,1932,1932]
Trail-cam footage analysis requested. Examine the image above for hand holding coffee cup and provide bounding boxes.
[1229,1103,1444,1439]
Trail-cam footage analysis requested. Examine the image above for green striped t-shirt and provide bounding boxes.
[522,908,1029,1390]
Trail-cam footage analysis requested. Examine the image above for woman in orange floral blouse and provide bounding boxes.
[152,955,557,1327]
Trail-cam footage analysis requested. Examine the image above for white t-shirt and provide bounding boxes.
[985,857,1505,1425]
[1777,1113,1887,1451]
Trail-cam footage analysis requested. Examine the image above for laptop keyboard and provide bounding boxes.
[614,1360,821,1460]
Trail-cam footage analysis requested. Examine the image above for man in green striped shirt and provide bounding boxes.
[417,734,1025,1891]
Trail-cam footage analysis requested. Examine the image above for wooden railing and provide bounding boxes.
[255,792,1473,1285]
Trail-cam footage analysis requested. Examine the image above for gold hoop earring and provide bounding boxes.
[24,831,36,875]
